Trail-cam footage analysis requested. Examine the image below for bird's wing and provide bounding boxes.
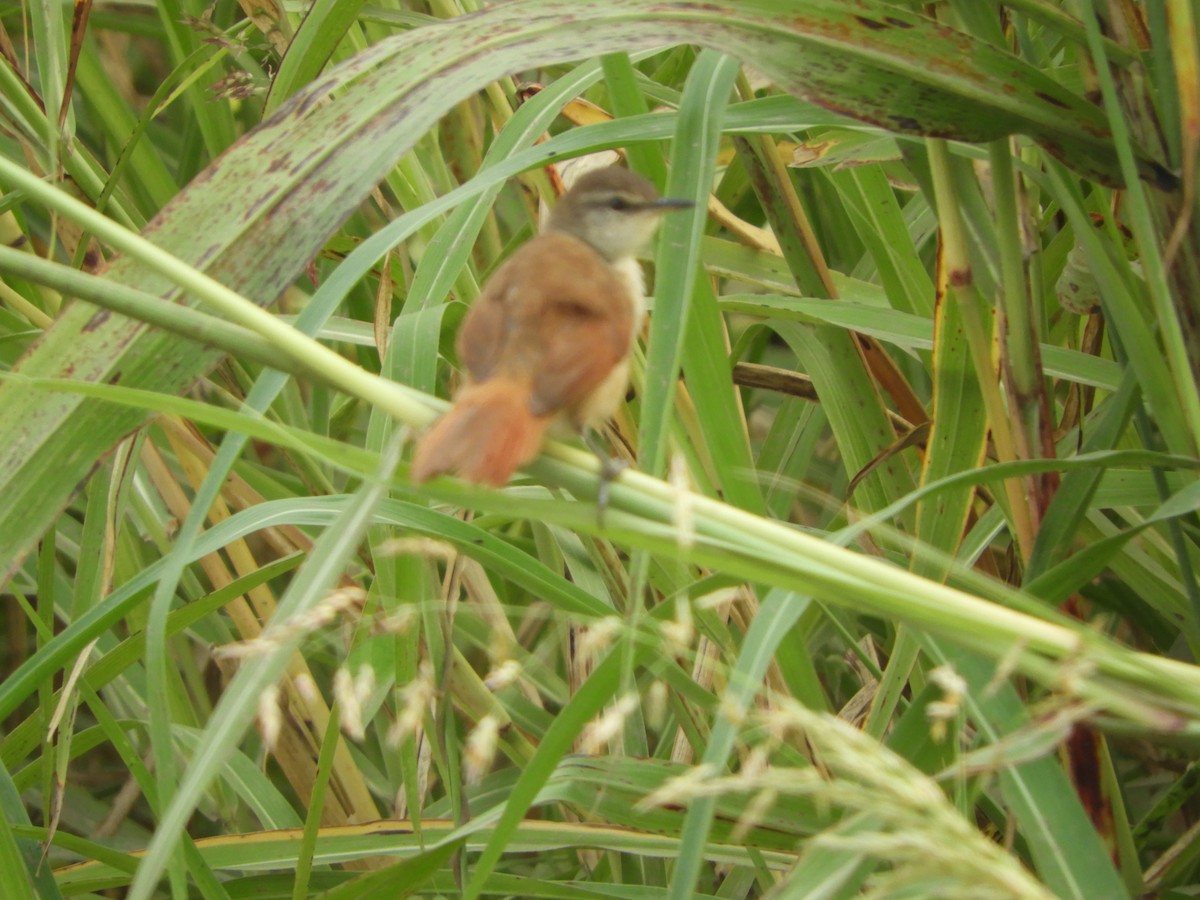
[521,236,633,417]
[456,266,516,381]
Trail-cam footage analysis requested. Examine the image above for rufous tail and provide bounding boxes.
[410,378,549,486]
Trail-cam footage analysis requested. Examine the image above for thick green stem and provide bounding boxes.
[0,155,434,427]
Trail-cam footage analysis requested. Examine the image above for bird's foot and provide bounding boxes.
[584,430,627,527]
[596,456,628,526]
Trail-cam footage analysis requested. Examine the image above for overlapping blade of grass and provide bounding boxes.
[263,0,367,116]
[640,50,746,495]
[126,435,406,898]
[668,591,806,899]
[3,442,1193,893]
[0,753,56,899]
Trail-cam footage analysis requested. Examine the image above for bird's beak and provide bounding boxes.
[650,198,695,211]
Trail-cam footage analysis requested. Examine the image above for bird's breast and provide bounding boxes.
[563,255,645,430]
[610,256,647,342]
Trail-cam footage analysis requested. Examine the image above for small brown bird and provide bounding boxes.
[411,166,692,486]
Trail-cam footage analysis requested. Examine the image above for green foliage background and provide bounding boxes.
[0,1,1198,897]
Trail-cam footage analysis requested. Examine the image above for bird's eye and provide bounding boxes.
[605,196,630,211]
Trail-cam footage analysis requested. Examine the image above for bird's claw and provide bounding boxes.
[585,430,627,527]
[596,456,628,526]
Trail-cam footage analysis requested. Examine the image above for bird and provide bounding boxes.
[410,165,692,487]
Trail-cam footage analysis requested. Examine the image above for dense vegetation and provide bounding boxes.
[1,1,1198,897]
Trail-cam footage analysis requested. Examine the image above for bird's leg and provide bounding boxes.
[584,428,627,525]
